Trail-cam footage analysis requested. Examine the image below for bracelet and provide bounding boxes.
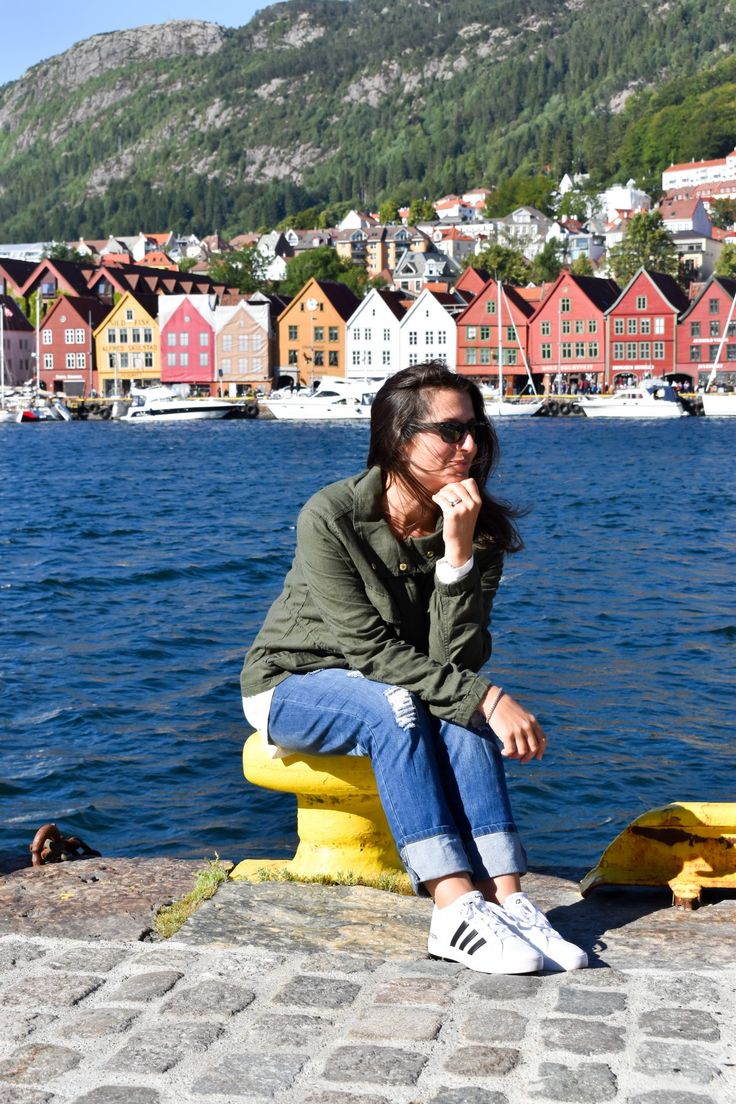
[486,686,505,720]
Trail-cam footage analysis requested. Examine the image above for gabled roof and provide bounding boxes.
[42,294,109,329]
[607,268,689,315]
[0,257,37,292]
[679,274,736,320]
[658,196,703,220]
[376,289,408,321]
[20,258,95,298]
[0,293,33,330]
[313,280,361,321]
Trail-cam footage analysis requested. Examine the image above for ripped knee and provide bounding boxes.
[384,685,417,731]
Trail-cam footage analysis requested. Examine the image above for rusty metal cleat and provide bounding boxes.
[29,823,101,866]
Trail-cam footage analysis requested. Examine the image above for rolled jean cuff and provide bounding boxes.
[400,832,472,897]
[471,829,528,884]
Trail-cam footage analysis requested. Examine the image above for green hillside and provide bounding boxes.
[0,0,734,241]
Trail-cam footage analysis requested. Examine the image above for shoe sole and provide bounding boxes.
[427,949,542,975]
[540,950,589,971]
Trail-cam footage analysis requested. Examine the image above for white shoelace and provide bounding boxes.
[507,895,555,934]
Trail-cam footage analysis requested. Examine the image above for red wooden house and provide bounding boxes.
[456,279,535,393]
[606,268,688,387]
[158,295,217,393]
[39,295,110,395]
[528,273,619,391]
[676,275,736,389]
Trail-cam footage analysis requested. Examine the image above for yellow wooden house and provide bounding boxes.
[93,291,160,396]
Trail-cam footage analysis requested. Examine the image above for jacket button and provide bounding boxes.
[426,550,434,558]
[399,562,408,572]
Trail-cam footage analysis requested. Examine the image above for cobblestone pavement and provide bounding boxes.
[0,863,733,1104]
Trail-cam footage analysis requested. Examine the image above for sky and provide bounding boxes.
[0,1,272,87]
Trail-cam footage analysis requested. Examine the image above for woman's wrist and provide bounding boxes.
[482,685,505,721]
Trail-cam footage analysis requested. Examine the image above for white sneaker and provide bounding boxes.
[501,891,588,971]
[428,890,543,975]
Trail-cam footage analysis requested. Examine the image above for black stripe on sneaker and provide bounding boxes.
[467,936,487,955]
[450,920,469,948]
[459,928,480,951]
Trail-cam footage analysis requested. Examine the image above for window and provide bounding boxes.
[221,358,231,372]
[541,321,551,336]
[613,342,624,359]
[125,309,134,322]
[466,326,477,341]
[178,352,187,366]
[438,332,446,344]
[614,318,624,335]
[288,325,298,341]
[588,319,598,335]
[627,318,637,335]
[253,334,263,353]
[167,352,177,366]
[504,348,518,366]
[626,342,637,360]
[382,350,390,365]
[588,342,599,358]
[200,332,209,346]
[222,334,232,352]
[118,328,128,344]
[43,353,54,369]
[654,317,665,334]
[131,328,141,344]
[143,328,153,344]
[636,295,648,310]
[353,328,360,341]
[352,350,360,366]
[574,320,585,334]
[690,321,701,337]
[107,353,117,369]
[329,327,339,342]
[120,353,129,369]
[479,348,492,365]
[709,321,720,337]
[252,358,262,375]
[383,329,390,342]
[640,342,651,360]
[409,331,417,345]
[426,331,434,345]
[75,328,85,344]
[180,332,189,347]
[727,344,736,361]
[541,343,552,360]
[238,358,247,374]
[690,345,701,361]
[314,326,324,342]
[106,328,116,345]
[313,351,325,367]
[506,327,515,342]
[239,335,249,352]
[709,298,720,314]
[561,342,572,359]
[560,297,571,313]
[466,348,477,365]
[364,328,371,341]
[42,329,52,345]
[485,300,496,314]
[709,344,719,362]
[77,352,86,369]
[729,323,736,337]
[640,318,651,335]
[167,332,176,346]
[64,328,75,344]
[328,351,339,367]
[479,326,490,341]
[199,353,209,367]
[574,342,585,358]
[561,320,571,335]
[408,353,418,365]
[132,353,143,371]
[653,341,664,359]
[288,350,298,365]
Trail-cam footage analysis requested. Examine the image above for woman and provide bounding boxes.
[242,361,586,974]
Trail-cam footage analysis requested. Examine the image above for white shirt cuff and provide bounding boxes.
[435,555,474,584]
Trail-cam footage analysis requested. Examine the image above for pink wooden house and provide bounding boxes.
[606,269,688,387]
[158,295,216,394]
[528,273,619,391]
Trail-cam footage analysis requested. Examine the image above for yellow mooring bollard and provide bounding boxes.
[580,802,736,908]
[230,731,410,891]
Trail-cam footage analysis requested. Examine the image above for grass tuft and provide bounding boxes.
[251,865,413,896]
[154,855,230,939]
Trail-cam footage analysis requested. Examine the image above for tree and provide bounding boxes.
[715,242,736,279]
[484,174,557,218]
[530,240,562,283]
[607,211,679,285]
[42,242,87,263]
[709,199,736,230]
[278,245,369,297]
[570,255,595,276]
[467,244,529,285]
[408,198,436,224]
[378,199,400,224]
[207,247,268,294]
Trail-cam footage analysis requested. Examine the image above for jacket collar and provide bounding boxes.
[353,466,444,576]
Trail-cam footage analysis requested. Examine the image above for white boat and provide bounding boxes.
[702,392,736,417]
[260,376,379,421]
[580,381,687,419]
[121,385,232,422]
[485,396,545,418]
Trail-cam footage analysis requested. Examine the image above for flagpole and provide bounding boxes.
[35,293,41,392]
[1,300,5,409]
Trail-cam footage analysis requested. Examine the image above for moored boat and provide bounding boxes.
[121,385,233,422]
[701,392,736,417]
[260,376,379,421]
[580,381,687,419]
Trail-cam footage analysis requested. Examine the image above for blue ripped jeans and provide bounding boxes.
[267,668,526,896]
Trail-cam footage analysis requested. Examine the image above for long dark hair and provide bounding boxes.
[367,361,523,552]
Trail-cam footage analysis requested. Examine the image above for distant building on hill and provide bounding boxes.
[662,149,736,191]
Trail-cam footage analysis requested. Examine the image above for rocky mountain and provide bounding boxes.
[0,0,734,240]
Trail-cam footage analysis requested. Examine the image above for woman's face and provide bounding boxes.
[401,388,478,497]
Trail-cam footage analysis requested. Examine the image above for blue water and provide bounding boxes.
[1,417,733,873]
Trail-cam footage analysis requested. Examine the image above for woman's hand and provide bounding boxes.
[431,478,481,567]
[480,685,547,763]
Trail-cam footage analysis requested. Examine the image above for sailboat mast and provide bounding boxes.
[706,287,736,390]
[497,279,503,397]
[0,300,5,409]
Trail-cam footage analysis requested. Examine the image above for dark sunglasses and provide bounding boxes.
[409,419,488,445]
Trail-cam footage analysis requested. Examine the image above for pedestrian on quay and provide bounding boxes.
[241,360,587,975]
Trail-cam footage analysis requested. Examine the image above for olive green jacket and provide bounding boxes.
[241,465,504,728]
